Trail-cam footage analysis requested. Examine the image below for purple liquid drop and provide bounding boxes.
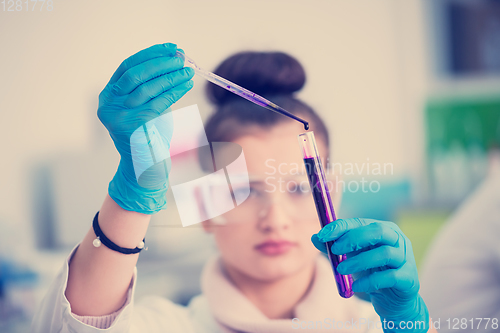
[304,157,354,298]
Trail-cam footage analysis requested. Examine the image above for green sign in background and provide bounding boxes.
[426,96,500,151]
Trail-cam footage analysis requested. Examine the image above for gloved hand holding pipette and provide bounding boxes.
[98,43,194,214]
[312,218,430,332]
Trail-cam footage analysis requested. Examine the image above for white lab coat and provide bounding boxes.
[31,246,382,333]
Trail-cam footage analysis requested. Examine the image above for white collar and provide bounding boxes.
[200,254,376,333]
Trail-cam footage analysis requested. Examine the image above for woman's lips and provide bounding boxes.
[254,240,297,256]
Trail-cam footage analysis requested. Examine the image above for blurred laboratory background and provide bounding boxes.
[1,0,500,331]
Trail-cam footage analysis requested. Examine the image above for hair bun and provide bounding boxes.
[206,51,306,105]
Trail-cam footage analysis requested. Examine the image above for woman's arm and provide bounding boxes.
[65,194,150,316]
[64,43,194,317]
[31,43,194,332]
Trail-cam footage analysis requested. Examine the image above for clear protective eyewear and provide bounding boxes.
[200,173,339,225]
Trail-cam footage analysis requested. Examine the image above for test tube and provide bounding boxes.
[298,131,354,298]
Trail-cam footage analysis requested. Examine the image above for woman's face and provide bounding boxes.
[203,122,333,282]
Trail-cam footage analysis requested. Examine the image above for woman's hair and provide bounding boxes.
[200,51,330,170]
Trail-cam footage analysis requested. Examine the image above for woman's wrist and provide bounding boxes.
[66,194,150,316]
[98,194,151,249]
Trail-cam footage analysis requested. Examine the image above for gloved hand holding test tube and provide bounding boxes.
[298,131,354,298]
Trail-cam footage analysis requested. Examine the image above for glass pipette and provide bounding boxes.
[176,51,309,130]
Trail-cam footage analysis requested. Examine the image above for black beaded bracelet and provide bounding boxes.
[92,211,147,254]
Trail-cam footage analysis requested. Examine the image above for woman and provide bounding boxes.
[31,43,435,333]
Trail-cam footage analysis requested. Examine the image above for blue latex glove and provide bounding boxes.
[97,43,194,214]
[312,218,429,333]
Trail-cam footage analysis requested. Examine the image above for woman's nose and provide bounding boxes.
[257,200,292,232]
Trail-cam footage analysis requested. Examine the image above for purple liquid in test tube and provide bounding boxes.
[298,132,354,298]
